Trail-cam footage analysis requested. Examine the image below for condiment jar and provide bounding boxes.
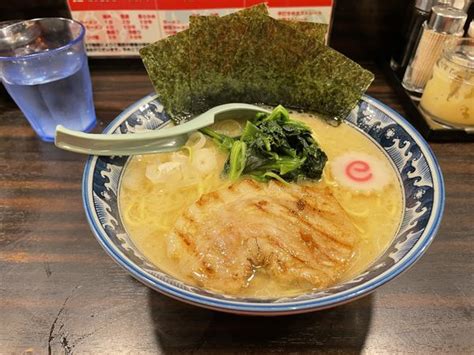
[419,38,474,127]
[402,6,467,98]
[390,0,454,78]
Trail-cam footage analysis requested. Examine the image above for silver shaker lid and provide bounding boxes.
[415,0,454,12]
[415,0,436,12]
[416,0,453,12]
[428,6,468,33]
[435,0,455,7]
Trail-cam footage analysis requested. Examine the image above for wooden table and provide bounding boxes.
[0,62,472,354]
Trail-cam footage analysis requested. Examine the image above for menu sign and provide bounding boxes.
[67,0,334,57]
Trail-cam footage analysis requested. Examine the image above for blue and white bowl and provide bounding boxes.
[83,94,445,315]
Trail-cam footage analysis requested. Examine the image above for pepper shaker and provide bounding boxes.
[402,6,467,98]
[391,0,453,78]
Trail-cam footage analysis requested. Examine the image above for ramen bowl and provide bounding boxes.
[82,94,444,315]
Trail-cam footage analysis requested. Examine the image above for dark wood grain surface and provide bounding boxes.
[0,62,473,354]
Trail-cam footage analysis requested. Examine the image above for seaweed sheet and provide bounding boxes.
[233,15,333,107]
[223,14,372,121]
[140,5,373,124]
[282,20,328,44]
[294,47,374,122]
[189,5,322,113]
[139,29,192,119]
[232,14,373,121]
[188,4,270,114]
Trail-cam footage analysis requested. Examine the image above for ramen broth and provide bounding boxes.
[119,114,403,297]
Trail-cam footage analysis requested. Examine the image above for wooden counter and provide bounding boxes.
[0,62,472,354]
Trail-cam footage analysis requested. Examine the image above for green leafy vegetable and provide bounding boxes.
[227,140,247,181]
[201,105,327,183]
[199,127,235,151]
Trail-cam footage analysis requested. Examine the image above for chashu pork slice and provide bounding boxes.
[166,179,359,295]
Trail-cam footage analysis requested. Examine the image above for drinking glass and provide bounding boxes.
[0,18,96,142]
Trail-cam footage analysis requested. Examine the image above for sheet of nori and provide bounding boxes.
[140,4,373,124]
[188,4,269,114]
[225,15,373,121]
[235,14,339,108]
[139,29,192,122]
[282,20,328,44]
[229,15,373,121]
[293,43,374,121]
[188,5,321,113]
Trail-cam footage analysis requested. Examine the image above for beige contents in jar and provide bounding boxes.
[420,58,474,127]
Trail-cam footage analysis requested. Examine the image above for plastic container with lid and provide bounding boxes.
[419,38,474,127]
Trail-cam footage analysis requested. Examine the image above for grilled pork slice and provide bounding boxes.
[166,179,358,295]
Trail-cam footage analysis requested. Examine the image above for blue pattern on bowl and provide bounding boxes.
[82,94,444,314]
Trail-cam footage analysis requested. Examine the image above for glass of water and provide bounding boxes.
[0,18,96,142]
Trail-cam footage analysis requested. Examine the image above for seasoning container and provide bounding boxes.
[390,0,453,78]
[402,6,467,98]
[419,38,473,127]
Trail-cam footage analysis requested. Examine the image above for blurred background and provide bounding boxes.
[1,0,473,139]
[0,0,410,60]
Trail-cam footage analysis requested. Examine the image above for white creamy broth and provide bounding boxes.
[119,114,403,297]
